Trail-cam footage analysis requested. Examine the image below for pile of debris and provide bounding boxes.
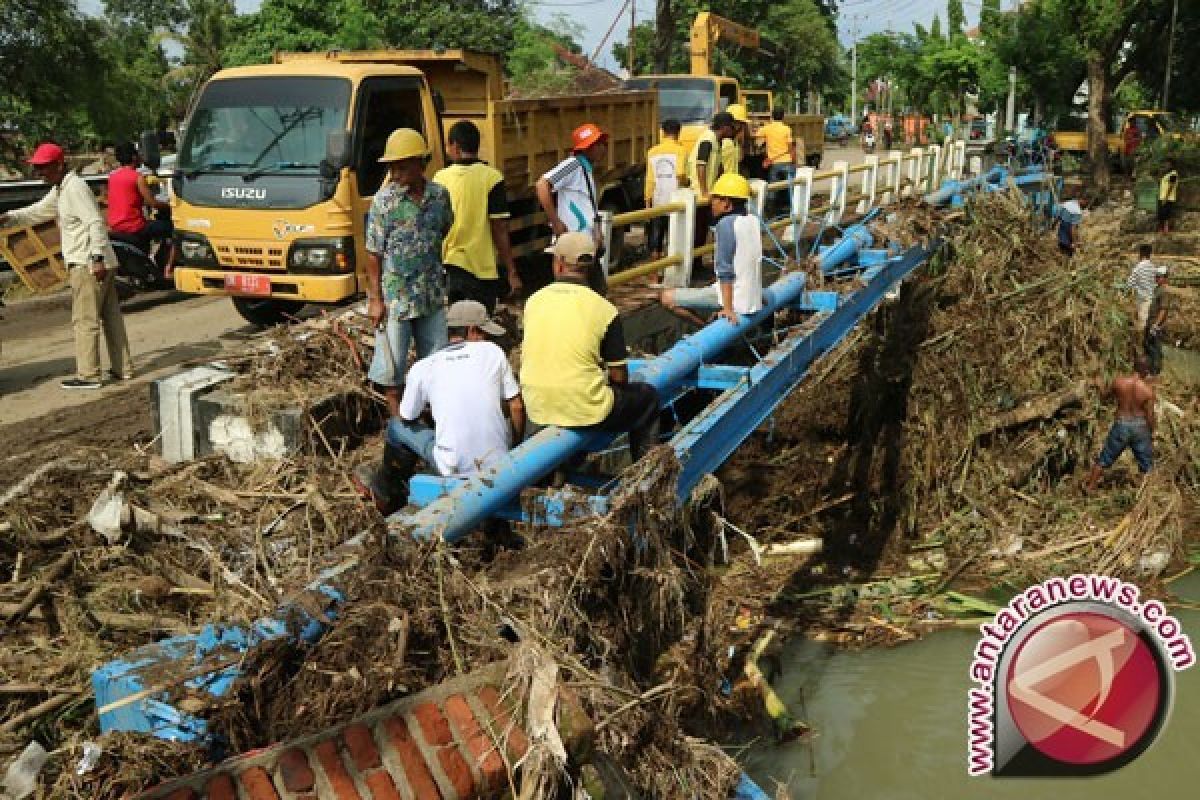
[720,191,1199,644]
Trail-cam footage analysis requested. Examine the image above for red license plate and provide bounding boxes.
[224,274,272,296]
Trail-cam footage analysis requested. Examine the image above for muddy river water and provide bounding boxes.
[743,574,1200,798]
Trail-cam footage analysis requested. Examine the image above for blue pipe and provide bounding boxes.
[923,165,1007,206]
[395,219,883,542]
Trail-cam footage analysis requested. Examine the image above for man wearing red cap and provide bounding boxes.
[1,143,132,389]
[535,123,608,293]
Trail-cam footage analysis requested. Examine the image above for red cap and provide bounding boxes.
[27,143,65,166]
[571,123,608,152]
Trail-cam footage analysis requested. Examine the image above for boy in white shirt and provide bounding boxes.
[354,300,525,514]
[661,173,763,327]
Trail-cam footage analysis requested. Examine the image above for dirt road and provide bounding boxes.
[0,290,255,451]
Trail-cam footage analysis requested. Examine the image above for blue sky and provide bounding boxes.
[82,0,983,71]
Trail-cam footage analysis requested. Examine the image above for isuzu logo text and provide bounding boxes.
[221,187,266,200]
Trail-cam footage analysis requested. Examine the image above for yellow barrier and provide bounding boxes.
[607,254,683,287]
[611,202,686,227]
[813,169,839,182]
[847,163,872,175]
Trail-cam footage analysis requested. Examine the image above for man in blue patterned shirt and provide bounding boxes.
[366,129,454,415]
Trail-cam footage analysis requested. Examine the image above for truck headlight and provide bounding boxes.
[288,238,354,273]
[176,233,216,266]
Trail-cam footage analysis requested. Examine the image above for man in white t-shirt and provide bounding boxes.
[354,300,525,514]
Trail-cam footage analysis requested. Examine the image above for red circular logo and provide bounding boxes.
[1005,611,1162,766]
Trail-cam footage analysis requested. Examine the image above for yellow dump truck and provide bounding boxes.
[170,50,656,325]
[1050,111,1183,164]
[622,13,824,169]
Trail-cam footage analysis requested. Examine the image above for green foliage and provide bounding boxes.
[947,0,966,39]
[509,14,583,95]
[0,1,180,166]
[223,0,520,66]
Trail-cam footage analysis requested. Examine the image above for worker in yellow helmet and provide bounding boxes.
[365,128,454,417]
[661,172,762,327]
[722,103,750,177]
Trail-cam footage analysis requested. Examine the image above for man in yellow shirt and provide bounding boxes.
[644,119,688,259]
[433,120,520,310]
[756,108,799,215]
[721,103,750,177]
[1158,163,1178,234]
[521,233,660,460]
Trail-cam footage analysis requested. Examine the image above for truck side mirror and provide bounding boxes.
[325,131,351,171]
[139,130,161,171]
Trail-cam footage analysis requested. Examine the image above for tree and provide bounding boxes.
[947,0,966,39]
[930,14,943,41]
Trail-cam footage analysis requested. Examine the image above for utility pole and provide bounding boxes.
[1004,0,1018,134]
[628,0,637,76]
[1163,0,1178,108]
[849,15,860,124]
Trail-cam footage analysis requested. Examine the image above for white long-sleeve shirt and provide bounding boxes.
[6,171,117,268]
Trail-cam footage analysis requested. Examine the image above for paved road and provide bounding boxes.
[0,289,254,426]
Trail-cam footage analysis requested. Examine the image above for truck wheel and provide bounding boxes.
[232,297,306,327]
[807,153,822,169]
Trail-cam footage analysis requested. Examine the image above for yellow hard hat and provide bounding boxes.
[379,128,429,162]
[726,104,749,123]
[711,173,750,200]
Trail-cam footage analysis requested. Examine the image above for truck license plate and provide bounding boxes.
[224,274,271,296]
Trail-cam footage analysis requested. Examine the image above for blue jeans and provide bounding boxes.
[1097,417,1153,472]
[386,418,437,466]
[767,163,795,215]
[367,306,447,387]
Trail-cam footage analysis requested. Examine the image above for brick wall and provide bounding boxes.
[138,668,552,800]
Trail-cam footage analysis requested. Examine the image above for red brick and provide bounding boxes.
[444,694,505,788]
[277,748,316,793]
[343,723,382,771]
[436,746,475,800]
[163,789,198,800]
[204,774,237,800]
[411,702,453,746]
[238,767,281,800]
[313,740,363,800]
[362,769,404,800]
[475,686,530,760]
[381,716,443,800]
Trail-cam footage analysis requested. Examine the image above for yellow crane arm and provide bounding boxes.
[690,11,760,76]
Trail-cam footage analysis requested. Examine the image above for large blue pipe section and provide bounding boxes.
[397,221,877,543]
[923,165,1006,206]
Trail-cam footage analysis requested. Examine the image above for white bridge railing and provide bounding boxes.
[602,140,967,288]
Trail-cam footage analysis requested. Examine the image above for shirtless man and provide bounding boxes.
[1085,356,1156,491]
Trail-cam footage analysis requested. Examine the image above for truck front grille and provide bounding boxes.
[214,240,286,270]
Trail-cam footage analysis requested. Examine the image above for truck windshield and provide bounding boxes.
[180,77,351,175]
[624,78,715,124]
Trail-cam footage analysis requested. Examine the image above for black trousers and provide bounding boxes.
[445,264,502,313]
[583,381,661,461]
[1144,326,1164,375]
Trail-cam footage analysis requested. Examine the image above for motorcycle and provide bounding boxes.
[110,227,172,297]
[863,131,876,154]
[110,175,175,298]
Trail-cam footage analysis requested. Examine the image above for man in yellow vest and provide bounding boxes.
[687,111,737,267]
[644,119,689,259]
[1158,163,1178,234]
[721,103,750,177]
